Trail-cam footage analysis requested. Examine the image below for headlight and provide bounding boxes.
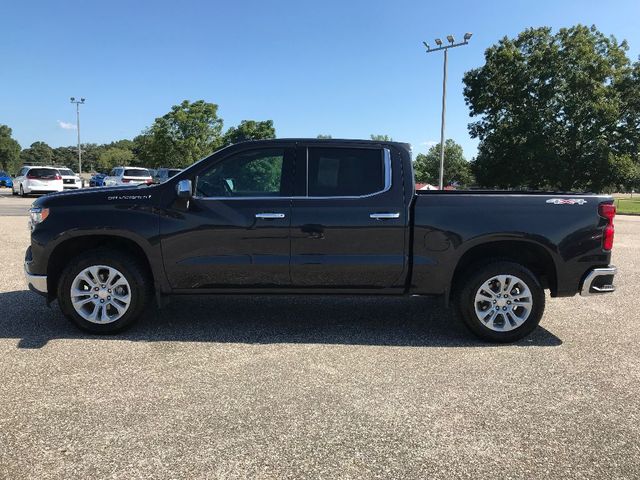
[29,207,50,227]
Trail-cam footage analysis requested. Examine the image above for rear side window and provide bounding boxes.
[124,169,150,177]
[307,148,385,197]
[28,168,59,179]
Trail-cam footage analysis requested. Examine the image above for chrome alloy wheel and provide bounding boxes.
[70,265,132,324]
[474,274,533,332]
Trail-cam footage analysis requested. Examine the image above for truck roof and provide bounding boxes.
[229,138,412,150]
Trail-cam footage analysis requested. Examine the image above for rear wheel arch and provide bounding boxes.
[450,240,558,297]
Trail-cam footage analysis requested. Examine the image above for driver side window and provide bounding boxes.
[196,149,286,198]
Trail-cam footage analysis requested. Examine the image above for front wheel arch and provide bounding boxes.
[47,235,156,301]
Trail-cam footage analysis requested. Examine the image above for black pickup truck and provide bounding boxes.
[25,139,617,342]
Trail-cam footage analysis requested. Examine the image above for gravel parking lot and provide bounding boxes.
[1,190,639,479]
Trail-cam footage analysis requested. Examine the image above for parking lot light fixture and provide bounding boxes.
[70,97,85,175]
[422,33,472,189]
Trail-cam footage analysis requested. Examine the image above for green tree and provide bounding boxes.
[97,147,135,172]
[0,125,21,174]
[464,25,639,191]
[20,141,53,165]
[52,146,79,170]
[370,134,393,141]
[222,120,275,146]
[413,139,474,186]
[138,100,224,168]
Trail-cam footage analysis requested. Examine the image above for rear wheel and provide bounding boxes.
[57,249,152,333]
[456,261,545,342]
[19,185,25,197]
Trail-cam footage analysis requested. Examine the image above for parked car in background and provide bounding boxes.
[154,168,182,184]
[12,166,63,196]
[89,173,107,187]
[57,168,83,190]
[103,167,153,187]
[0,171,13,188]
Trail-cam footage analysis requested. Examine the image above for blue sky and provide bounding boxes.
[2,0,639,159]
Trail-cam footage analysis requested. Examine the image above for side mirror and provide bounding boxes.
[176,179,193,199]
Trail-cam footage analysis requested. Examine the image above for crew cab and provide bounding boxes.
[24,139,617,342]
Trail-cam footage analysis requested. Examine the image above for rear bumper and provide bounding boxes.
[580,266,616,296]
[28,188,63,193]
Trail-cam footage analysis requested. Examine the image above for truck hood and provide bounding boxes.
[32,184,160,208]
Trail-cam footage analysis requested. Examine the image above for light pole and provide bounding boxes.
[423,33,472,189]
[70,97,85,174]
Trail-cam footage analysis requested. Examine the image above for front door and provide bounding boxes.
[161,146,294,289]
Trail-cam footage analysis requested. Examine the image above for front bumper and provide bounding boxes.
[580,266,616,296]
[25,248,47,296]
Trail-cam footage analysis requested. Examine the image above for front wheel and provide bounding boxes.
[455,261,545,342]
[57,249,152,333]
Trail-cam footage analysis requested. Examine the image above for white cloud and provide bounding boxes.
[57,120,77,130]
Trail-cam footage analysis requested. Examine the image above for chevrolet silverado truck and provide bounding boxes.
[24,139,617,342]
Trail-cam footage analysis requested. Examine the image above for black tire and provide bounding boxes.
[19,185,25,197]
[57,249,152,334]
[455,261,545,343]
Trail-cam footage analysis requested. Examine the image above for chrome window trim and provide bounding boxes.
[193,148,392,201]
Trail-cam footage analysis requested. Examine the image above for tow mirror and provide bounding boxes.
[176,179,193,199]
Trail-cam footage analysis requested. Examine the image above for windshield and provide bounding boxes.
[124,169,150,177]
[168,169,181,177]
[0,171,8,177]
[59,169,75,176]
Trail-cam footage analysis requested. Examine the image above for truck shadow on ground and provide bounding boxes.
[1,290,562,349]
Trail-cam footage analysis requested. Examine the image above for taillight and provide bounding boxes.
[599,203,616,251]
[146,178,153,184]
[55,174,62,180]
[121,178,131,183]
[27,174,36,179]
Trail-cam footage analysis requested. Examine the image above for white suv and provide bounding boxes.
[57,167,83,190]
[12,166,64,196]
[103,167,153,187]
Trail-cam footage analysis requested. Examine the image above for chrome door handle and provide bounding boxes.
[255,213,286,219]
[370,212,400,220]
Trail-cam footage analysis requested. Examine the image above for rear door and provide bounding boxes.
[160,145,295,289]
[290,144,408,289]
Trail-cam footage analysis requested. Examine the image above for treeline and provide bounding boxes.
[0,100,278,174]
